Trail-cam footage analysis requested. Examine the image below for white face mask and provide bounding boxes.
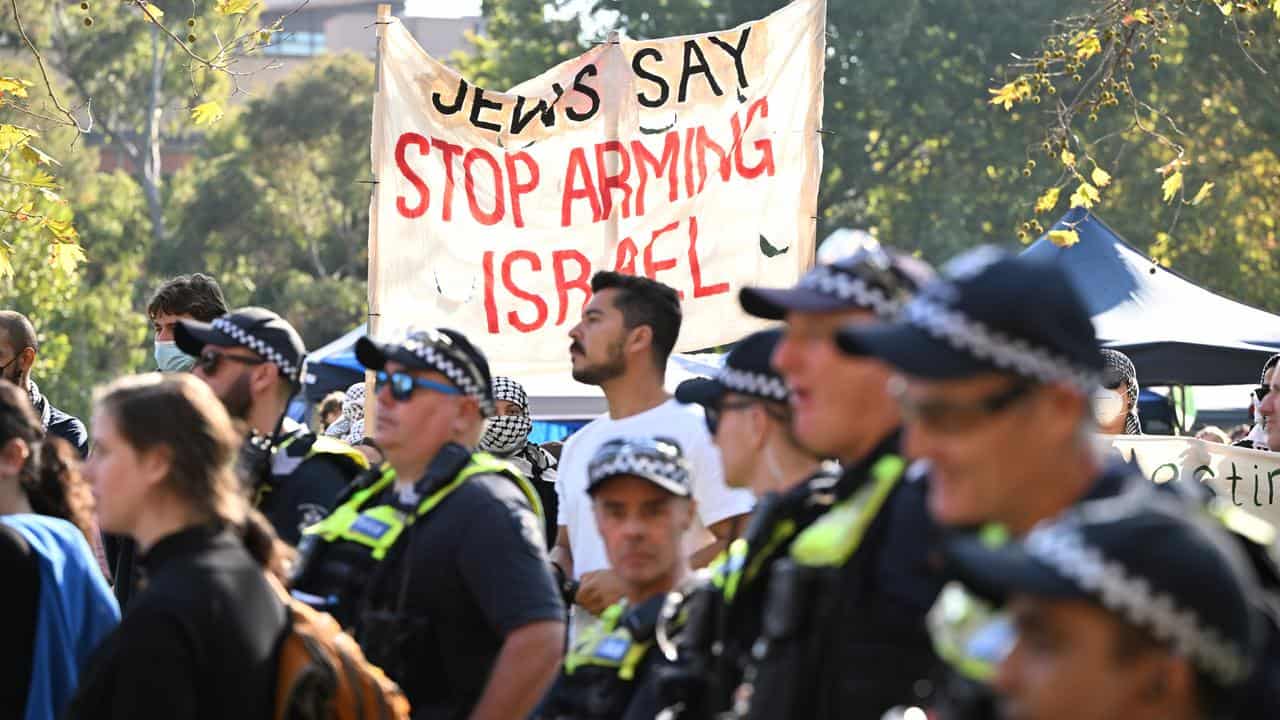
[1092,389,1124,424]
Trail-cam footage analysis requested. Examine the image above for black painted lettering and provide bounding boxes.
[511,95,556,134]
[1268,468,1280,505]
[469,87,504,132]
[1151,463,1179,486]
[633,48,670,108]
[433,78,468,115]
[708,28,752,89]
[567,65,601,122]
[1229,462,1243,506]
[679,40,723,102]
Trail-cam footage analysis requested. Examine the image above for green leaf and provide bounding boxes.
[0,124,33,152]
[0,248,12,280]
[190,101,225,126]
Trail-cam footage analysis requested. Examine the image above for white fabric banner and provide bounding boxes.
[369,0,825,376]
[1109,434,1280,528]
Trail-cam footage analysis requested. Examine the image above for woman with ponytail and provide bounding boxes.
[67,373,288,720]
[0,382,119,720]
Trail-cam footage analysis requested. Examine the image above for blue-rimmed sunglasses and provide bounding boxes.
[375,370,462,402]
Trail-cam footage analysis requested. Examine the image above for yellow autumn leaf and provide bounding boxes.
[0,124,32,152]
[0,248,12,281]
[1060,149,1076,168]
[1048,229,1081,248]
[140,2,164,21]
[1034,187,1061,214]
[215,0,255,16]
[987,79,1032,111]
[27,170,57,189]
[1090,166,1112,188]
[42,217,79,244]
[48,242,86,274]
[1215,0,1234,15]
[1125,8,1153,25]
[1162,170,1184,203]
[0,77,31,98]
[1190,181,1215,206]
[190,101,224,126]
[1074,30,1102,61]
[20,143,59,167]
[1070,182,1101,209]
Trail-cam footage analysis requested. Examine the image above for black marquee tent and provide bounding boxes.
[1022,208,1280,386]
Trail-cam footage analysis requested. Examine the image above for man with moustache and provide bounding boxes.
[727,243,945,720]
[0,311,87,456]
[551,272,754,640]
[176,307,367,545]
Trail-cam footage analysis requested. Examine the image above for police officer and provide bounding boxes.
[722,243,944,720]
[840,247,1280,719]
[659,328,838,716]
[941,489,1262,720]
[535,437,697,720]
[176,307,367,546]
[290,328,565,720]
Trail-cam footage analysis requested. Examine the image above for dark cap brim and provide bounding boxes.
[173,319,237,358]
[943,534,1085,606]
[355,335,441,374]
[739,286,855,320]
[587,472,692,498]
[674,377,726,406]
[836,322,994,380]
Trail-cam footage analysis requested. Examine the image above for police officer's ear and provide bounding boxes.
[247,360,281,398]
[676,497,696,533]
[1034,381,1089,444]
[452,395,485,446]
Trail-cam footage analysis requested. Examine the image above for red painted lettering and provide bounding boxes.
[483,250,499,333]
[561,147,603,226]
[687,216,729,298]
[614,236,638,275]
[595,140,634,221]
[504,152,539,229]
[394,132,430,219]
[644,221,684,299]
[735,98,775,179]
[430,138,464,221]
[552,249,592,325]
[463,148,505,226]
[695,126,732,194]
[502,251,548,333]
[631,133,679,217]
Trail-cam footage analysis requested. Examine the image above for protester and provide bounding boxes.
[1097,348,1141,435]
[316,391,345,433]
[663,328,838,715]
[67,373,288,720]
[721,244,941,719]
[943,490,1262,720]
[1195,426,1231,444]
[552,272,753,640]
[1229,423,1253,444]
[1256,362,1280,453]
[838,247,1145,716]
[147,273,229,373]
[480,376,560,548]
[0,311,88,457]
[176,307,367,545]
[534,437,696,719]
[1239,353,1280,450]
[290,328,564,720]
[0,382,118,720]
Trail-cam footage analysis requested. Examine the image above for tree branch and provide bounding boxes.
[9,0,93,133]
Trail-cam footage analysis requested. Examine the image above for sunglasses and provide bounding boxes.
[1255,385,1271,403]
[704,398,761,435]
[891,377,1036,434]
[196,349,265,376]
[375,370,462,402]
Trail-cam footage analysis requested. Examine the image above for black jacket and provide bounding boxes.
[66,525,287,720]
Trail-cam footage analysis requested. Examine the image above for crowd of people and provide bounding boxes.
[5,246,1280,720]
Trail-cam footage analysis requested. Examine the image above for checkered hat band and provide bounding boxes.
[401,337,494,416]
[589,449,689,490]
[212,318,299,382]
[717,367,788,402]
[798,265,898,318]
[492,376,528,410]
[903,297,1100,391]
[1025,524,1250,687]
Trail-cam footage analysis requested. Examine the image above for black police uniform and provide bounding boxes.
[242,423,368,546]
[737,431,945,720]
[291,443,563,719]
[66,525,287,720]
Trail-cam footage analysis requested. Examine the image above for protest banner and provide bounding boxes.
[367,0,826,375]
[1109,434,1280,528]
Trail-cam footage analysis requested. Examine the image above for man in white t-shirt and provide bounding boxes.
[550,271,754,636]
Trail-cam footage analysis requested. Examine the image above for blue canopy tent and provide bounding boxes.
[1022,209,1280,386]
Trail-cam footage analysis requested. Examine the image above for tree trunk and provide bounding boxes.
[142,25,166,245]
